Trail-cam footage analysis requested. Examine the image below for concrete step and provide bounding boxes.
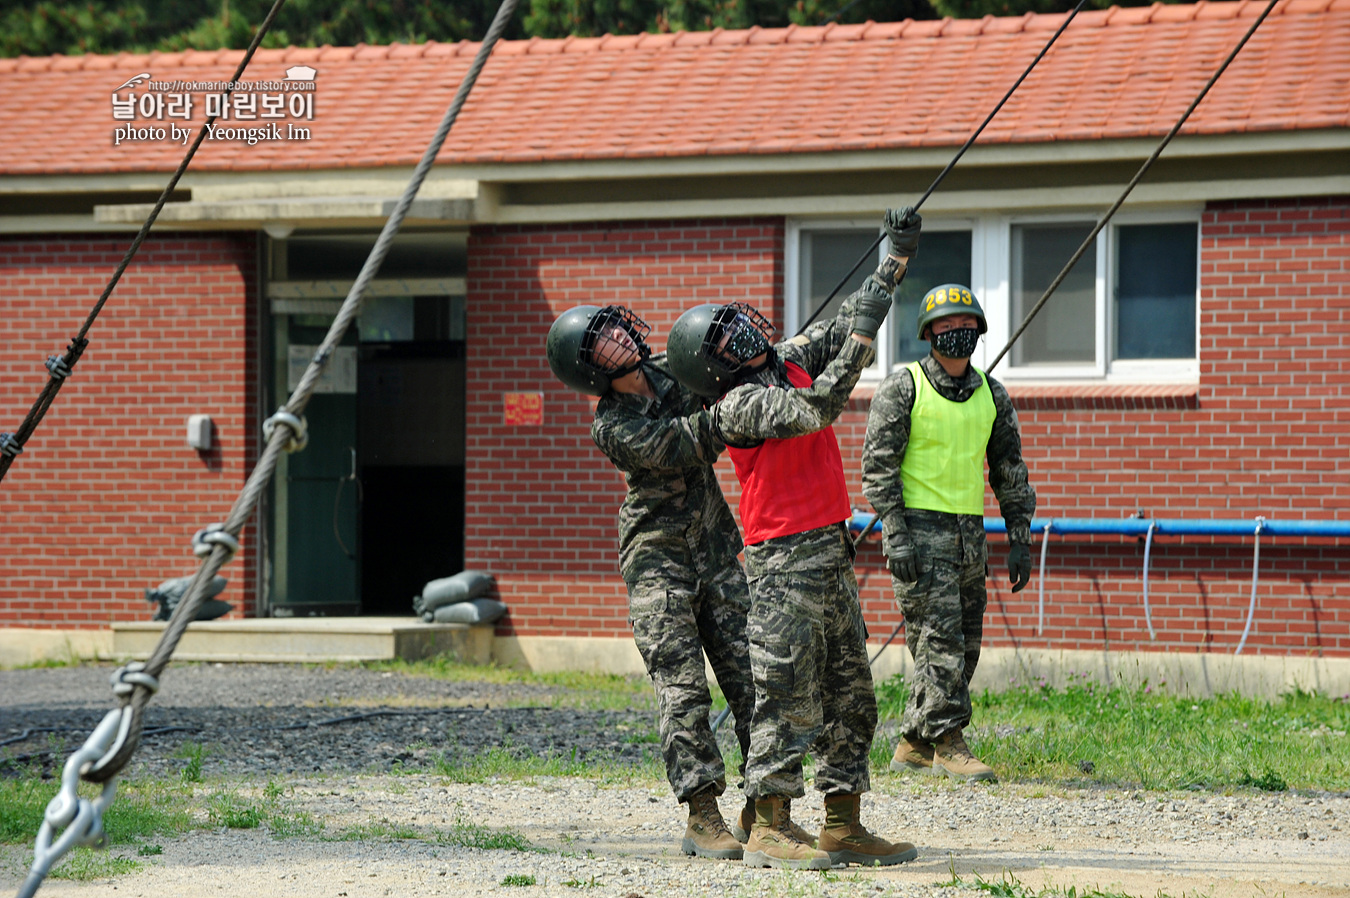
[111,616,493,664]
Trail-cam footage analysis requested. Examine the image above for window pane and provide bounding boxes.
[1011,223,1097,366]
[1115,223,1197,359]
[798,229,878,328]
[891,230,973,368]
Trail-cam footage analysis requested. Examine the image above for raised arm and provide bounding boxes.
[592,404,725,473]
[712,338,876,444]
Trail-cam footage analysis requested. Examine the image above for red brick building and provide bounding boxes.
[1,1,1346,684]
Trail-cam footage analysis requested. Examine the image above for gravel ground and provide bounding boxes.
[3,663,1350,898]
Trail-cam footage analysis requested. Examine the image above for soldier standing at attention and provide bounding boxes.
[861,284,1036,783]
[546,304,755,861]
[666,208,923,870]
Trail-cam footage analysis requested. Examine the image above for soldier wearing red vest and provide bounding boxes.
[667,208,922,870]
[861,284,1036,784]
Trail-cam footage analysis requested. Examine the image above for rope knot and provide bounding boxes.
[193,524,240,559]
[110,662,160,698]
[263,409,309,453]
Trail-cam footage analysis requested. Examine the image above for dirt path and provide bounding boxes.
[5,774,1348,898]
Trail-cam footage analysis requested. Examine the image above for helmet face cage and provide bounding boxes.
[700,302,775,374]
[581,305,651,374]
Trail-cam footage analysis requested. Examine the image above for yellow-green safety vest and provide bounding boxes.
[899,361,996,515]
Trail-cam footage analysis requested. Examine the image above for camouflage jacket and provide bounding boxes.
[591,353,743,584]
[709,280,882,447]
[861,353,1036,548]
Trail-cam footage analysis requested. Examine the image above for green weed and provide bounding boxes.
[176,742,207,784]
[47,849,141,881]
[938,867,1208,898]
[501,873,537,886]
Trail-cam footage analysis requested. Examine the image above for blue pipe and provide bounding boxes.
[849,514,1350,539]
[849,511,1348,657]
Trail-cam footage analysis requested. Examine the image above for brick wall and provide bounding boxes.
[0,234,259,627]
[468,200,1349,660]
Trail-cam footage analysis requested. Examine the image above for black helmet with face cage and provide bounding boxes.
[546,305,651,396]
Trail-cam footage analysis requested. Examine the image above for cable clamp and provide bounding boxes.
[109,661,159,699]
[45,355,73,381]
[20,709,122,893]
[263,409,308,453]
[193,525,240,559]
[0,432,22,458]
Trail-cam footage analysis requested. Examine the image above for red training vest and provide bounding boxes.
[725,361,852,545]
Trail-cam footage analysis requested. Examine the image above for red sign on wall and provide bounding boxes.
[503,392,543,426]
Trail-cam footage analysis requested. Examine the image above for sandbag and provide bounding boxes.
[413,570,495,616]
[430,598,507,625]
[146,575,230,621]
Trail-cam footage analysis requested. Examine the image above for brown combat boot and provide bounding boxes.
[818,793,918,866]
[681,786,743,860]
[933,728,997,782]
[733,796,817,847]
[889,735,935,773]
[743,796,832,870]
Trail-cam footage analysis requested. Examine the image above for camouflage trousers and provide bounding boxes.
[890,514,988,742]
[741,524,877,799]
[627,562,754,803]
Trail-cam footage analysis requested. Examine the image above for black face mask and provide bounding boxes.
[932,327,980,360]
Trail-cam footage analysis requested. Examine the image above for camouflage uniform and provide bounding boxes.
[708,284,886,799]
[861,354,1035,742]
[591,353,755,803]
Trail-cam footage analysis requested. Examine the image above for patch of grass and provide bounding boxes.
[438,819,534,852]
[136,843,163,856]
[47,849,142,881]
[176,742,207,784]
[357,655,656,711]
[330,819,422,841]
[561,874,601,888]
[501,873,537,886]
[874,674,1350,792]
[0,778,196,846]
[938,868,1207,898]
[432,745,663,786]
[1237,767,1288,792]
[206,790,264,829]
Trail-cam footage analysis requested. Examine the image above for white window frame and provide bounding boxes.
[786,216,979,383]
[787,210,1202,385]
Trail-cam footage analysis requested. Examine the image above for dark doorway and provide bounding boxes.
[357,299,466,616]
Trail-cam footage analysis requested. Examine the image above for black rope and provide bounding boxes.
[795,0,1091,337]
[0,0,289,485]
[986,0,1283,373]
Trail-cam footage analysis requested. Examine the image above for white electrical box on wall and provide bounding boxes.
[187,414,213,451]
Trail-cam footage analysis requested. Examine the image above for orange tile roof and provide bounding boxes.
[0,0,1345,176]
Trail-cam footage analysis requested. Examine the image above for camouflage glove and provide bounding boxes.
[851,283,893,341]
[887,535,920,583]
[884,206,922,261]
[1008,543,1032,593]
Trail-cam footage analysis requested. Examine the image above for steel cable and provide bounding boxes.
[986,0,1283,373]
[87,0,523,786]
[0,0,289,486]
[795,0,1091,337]
[861,0,1283,671]
[16,0,520,893]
